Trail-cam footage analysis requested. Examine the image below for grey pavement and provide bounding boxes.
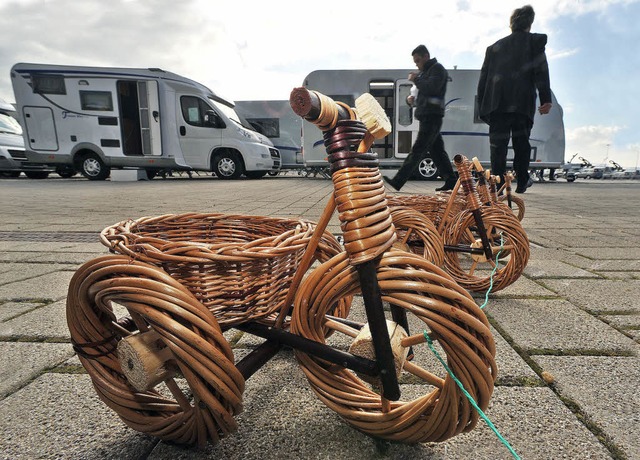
[0,174,638,460]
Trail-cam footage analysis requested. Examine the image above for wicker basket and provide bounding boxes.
[100,213,340,327]
[387,192,466,229]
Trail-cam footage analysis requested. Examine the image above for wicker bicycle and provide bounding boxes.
[387,155,530,292]
[66,88,497,448]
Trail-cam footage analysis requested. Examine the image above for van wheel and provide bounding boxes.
[24,171,50,179]
[415,158,438,180]
[0,171,21,178]
[213,152,244,179]
[80,153,110,181]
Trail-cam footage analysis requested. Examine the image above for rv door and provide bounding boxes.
[394,79,417,159]
[117,80,161,156]
[137,81,161,156]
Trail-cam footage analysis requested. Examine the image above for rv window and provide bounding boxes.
[246,118,279,138]
[398,84,413,127]
[31,74,66,95]
[80,91,113,111]
[181,96,223,128]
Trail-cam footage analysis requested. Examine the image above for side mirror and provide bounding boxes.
[204,110,222,127]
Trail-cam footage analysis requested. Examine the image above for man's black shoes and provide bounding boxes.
[384,176,401,191]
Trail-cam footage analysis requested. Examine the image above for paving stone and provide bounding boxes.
[0,373,157,459]
[0,300,44,322]
[533,355,640,459]
[0,300,70,340]
[596,271,640,279]
[485,299,638,354]
[543,279,640,313]
[0,270,75,301]
[570,246,640,260]
[601,314,640,330]
[485,275,556,298]
[523,258,598,279]
[0,263,70,286]
[0,342,74,398]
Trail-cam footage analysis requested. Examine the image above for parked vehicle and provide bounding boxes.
[301,69,565,179]
[563,155,593,182]
[0,98,52,178]
[11,63,280,180]
[235,100,303,175]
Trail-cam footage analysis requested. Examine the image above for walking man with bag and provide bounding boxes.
[385,45,456,192]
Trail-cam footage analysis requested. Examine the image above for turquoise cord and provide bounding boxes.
[479,233,504,310]
[423,331,520,459]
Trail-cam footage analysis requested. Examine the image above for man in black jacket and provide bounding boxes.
[477,5,552,193]
[385,45,456,192]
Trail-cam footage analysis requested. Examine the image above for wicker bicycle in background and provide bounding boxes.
[387,154,530,293]
[66,88,501,448]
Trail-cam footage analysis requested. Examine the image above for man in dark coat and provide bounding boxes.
[477,5,553,193]
[385,45,456,192]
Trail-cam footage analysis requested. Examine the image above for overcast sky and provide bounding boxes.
[1,0,639,167]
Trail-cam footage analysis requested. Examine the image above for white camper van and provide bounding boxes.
[235,100,303,174]
[0,98,53,178]
[10,63,280,180]
[302,69,565,179]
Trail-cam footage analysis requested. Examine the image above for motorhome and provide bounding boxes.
[0,97,53,178]
[235,100,303,174]
[10,63,280,180]
[302,69,565,179]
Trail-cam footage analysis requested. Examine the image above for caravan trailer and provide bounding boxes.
[302,69,565,179]
[10,63,280,180]
[235,100,303,174]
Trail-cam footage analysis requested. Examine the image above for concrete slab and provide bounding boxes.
[543,279,640,313]
[0,300,45,322]
[485,299,639,354]
[533,355,640,459]
[0,300,70,340]
[484,275,557,298]
[148,357,608,460]
[0,270,75,302]
[570,246,640,260]
[596,271,640,279]
[523,258,599,279]
[601,313,640,329]
[0,342,74,398]
[0,373,157,459]
[0,263,70,285]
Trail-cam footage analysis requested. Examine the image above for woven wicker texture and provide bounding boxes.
[387,193,466,230]
[321,118,397,266]
[498,195,526,221]
[100,213,344,327]
[66,255,244,447]
[389,206,445,266]
[443,206,530,292]
[291,250,497,442]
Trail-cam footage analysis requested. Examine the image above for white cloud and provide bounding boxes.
[564,124,640,167]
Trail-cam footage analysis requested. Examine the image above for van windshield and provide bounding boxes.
[0,113,22,135]
[209,99,255,131]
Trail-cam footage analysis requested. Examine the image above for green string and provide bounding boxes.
[423,331,520,459]
[479,233,504,310]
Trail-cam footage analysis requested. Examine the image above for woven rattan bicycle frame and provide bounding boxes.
[66,88,498,448]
